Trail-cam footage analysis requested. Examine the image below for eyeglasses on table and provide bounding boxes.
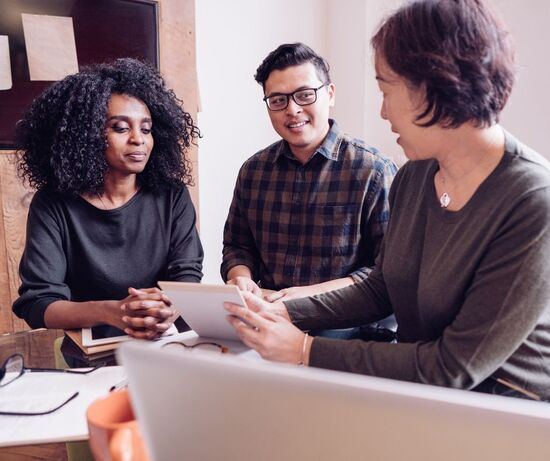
[161,340,229,354]
[0,353,105,416]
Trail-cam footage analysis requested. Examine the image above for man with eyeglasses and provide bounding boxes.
[221,43,397,338]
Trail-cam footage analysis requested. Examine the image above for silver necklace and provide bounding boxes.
[437,129,503,209]
[96,193,109,210]
[439,191,451,208]
[96,187,140,209]
[438,173,451,208]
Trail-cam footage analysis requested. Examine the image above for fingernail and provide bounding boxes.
[122,316,128,322]
[120,304,126,310]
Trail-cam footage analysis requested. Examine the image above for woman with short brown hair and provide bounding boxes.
[225,0,550,400]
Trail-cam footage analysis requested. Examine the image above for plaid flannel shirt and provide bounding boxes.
[221,120,397,290]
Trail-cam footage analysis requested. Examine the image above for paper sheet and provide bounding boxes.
[21,13,79,81]
[0,366,126,447]
[0,332,257,447]
[0,35,12,90]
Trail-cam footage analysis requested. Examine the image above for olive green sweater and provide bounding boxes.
[286,131,550,399]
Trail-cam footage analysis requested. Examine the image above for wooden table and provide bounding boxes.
[0,329,67,461]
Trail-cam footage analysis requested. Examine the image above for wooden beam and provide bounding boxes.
[0,153,34,333]
[158,0,201,222]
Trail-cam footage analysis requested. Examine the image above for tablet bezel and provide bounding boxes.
[81,326,131,347]
[82,322,178,347]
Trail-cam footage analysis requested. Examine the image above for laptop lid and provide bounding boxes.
[118,341,550,461]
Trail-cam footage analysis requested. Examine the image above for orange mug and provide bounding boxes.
[86,388,149,461]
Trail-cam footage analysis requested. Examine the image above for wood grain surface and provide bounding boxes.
[0,153,34,335]
[0,329,68,460]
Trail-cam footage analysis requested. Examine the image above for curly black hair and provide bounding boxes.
[15,58,200,194]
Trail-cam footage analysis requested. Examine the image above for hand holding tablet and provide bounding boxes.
[158,282,249,341]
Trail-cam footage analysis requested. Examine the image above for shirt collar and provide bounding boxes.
[271,119,343,164]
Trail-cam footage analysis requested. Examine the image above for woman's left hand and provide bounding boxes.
[224,292,307,364]
[121,287,176,339]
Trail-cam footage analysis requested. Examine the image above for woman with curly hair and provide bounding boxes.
[12,58,203,340]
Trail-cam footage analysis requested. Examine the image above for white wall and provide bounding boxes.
[196,0,550,282]
[331,0,550,165]
[324,0,368,141]
[494,0,550,155]
[361,0,408,166]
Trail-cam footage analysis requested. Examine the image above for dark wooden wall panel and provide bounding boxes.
[0,0,159,147]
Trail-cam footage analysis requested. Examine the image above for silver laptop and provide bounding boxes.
[118,341,550,461]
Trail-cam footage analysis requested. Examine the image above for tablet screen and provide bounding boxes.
[91,325,126,340]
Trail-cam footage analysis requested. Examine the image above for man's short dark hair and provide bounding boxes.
[255,43,331,89]
[371,0,516,128]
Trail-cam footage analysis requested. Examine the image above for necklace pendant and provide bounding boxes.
[440,192,451,208]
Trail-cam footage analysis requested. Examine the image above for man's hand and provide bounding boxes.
[265,284,322,302]
[265,277,356,302]
[227,276,263,297]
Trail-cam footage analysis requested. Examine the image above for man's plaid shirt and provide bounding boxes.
[221,120,397,290]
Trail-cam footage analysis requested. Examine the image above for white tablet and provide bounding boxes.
[82,324,177,347]
[82,325,129,347]
[158,281,247,341]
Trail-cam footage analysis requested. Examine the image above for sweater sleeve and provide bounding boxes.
[285,238,394,330]
[12,192,71,328]
[306,187,550,391]
[166,187,204,282]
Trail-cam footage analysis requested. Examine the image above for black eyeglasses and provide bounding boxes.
[263,83,328,111]
[161,341,229,354]
[0,353,104,416]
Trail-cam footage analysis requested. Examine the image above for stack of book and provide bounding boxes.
[64,329,123,360]
[63,323,179,364]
